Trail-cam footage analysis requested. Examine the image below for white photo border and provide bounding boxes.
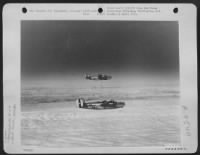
[3,3,197,153]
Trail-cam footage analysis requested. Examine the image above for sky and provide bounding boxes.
[21,20,179,79]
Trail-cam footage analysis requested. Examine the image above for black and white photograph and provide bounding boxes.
[3,3,198,153]
[21,20,181,147]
